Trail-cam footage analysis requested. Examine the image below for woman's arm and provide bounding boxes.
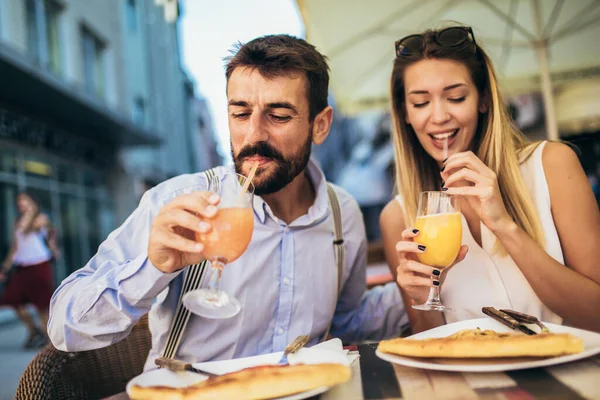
[1,234,17,271]
[34,213,60,258]
[379,201,445,333]
[492,143,600,331]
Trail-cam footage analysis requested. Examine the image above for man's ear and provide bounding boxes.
[312,106,333,145]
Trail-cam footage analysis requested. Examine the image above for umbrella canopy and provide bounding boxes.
[296,0,600,139]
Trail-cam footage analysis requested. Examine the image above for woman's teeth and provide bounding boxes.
[432,130,458,140]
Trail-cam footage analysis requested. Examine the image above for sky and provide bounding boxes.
[180,0,305,160]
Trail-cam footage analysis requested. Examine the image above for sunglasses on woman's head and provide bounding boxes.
[395,26,477,58]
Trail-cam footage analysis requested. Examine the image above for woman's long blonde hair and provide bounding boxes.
[390,27,544,251]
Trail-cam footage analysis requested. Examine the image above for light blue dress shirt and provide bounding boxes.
[49,159,407,371]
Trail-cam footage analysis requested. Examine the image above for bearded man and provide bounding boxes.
[48,35,407,369]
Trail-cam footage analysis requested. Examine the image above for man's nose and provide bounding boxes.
[246,113,268,143]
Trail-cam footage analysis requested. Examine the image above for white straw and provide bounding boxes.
[237,161,258,204]
[443,137,448,161]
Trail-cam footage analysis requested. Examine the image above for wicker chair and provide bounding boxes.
[16,314,151,400]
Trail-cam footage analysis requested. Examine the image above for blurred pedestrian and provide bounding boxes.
[0,191,59,349]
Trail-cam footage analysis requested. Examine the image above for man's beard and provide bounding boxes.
[232,132,313,196]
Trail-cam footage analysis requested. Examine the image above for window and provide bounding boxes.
[81,26,106,98]
[132,96,146,125]
[26,0,39,62]
[126,0,137,33]
[45,0,62,74]
[25,0,62,73]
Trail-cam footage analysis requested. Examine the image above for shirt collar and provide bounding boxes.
[252,158,329,226]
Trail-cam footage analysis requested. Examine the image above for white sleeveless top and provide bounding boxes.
[13,227,53,267]
[396,142,563,325]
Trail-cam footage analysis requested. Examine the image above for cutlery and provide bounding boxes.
[277,334,310,365]
[500,308,551,333]
[155,357,220,377]
[482,307,537,335]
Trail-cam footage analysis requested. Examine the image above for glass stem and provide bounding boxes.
[207,259,225,292]
[426,285,442,306]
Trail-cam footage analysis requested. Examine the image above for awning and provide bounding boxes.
[297,0,600,139]
[0,42,161,147]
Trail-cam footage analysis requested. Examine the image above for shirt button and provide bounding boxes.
[283,278,291,285]
[277,328,284,335]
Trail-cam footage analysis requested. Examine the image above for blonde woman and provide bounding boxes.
[380,26,600,334]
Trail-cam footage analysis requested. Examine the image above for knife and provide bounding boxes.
[482,307,537,335]
[155,357,219,377]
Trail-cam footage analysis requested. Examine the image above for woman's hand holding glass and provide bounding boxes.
[395,227,468,306]
[441,151,515,233]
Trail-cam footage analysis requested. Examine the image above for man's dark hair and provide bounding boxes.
[225,34,330,121]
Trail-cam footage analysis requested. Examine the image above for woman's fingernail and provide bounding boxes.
[441,187,448,191]
[199,221,210,232]
[441,165,445,172]
[209,194,220,203]
[433,280,440,286]
[194,243,204,251]
[432,269,441,276]
[412,229,419,234]
[418,244,426,251]
[205,205,217,215]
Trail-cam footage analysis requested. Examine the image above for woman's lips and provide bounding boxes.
[429,130,458,150]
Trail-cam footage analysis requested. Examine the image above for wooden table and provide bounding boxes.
[106,343,600,400]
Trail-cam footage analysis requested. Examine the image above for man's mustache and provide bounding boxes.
[237,142,285,163]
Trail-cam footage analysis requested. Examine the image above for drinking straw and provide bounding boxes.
[238,161,258,203]
[443,136,448,162]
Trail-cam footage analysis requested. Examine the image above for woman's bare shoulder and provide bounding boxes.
[380,199,406,232]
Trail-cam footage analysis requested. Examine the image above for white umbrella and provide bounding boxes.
[296,0,600,139]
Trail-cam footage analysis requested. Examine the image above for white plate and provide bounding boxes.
[127,339,350,399]
[376,318,600,372]
[126,369,328,400]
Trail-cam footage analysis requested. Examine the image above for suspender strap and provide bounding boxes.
[322,183,345,341]
[161,168,216,359]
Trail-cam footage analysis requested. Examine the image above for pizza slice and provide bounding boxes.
[378,328,584,358]
[129,363,351,400]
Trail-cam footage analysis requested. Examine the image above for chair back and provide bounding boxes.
[16,314,151,400]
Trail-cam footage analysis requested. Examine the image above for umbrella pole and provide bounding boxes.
[535,43,559,141]
[532,0,559,141]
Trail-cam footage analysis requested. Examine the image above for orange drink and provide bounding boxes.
[196,207,254,264]
[412,191,461,312]
[414,212,462,268]
[183,171,255,319]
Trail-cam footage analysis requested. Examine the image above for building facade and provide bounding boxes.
[0,0,221,283]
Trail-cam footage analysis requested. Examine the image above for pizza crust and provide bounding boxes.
[378,328,584,358]
[129,363,351,400]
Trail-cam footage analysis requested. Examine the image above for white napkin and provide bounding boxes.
[192,338,350,375]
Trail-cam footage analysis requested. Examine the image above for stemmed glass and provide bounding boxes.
[412,191,462,311]
[183,172,254,319]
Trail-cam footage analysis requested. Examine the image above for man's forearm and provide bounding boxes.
[49,254,181,351]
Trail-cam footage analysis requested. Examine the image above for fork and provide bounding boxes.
[500,308,551,333]
[155,357,220,377]
[277,335,310,365]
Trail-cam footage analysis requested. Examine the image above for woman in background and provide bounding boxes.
[0,191,59,348]
[380,25,600,334]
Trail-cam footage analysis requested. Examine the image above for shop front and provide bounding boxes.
[0,105,119,282]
